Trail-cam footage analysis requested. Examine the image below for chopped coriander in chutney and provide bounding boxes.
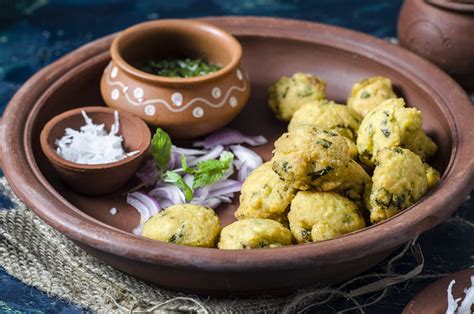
[137,58,222,78]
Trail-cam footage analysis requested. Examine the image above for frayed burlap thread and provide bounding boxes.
[0,177,425,313]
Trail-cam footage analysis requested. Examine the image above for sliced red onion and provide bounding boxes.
[230,145,263,170]
[127,195,150,224]
[133,225,144,236]
[127,192,161,235]
[193,181,240,208]
[217,195,232,203]
[200,197,223,209]
[149,185,185,205]
[168,151,181,170]
[207,180,242,198]
[191,186,210,204]
[136,159,159,184]
[237,161,251,182]
[221,167,234,181]
[138,192,161,214]
[233,159,243,169]
[183,173,194,187]
[172,145,208,156]
[208,179,241,193]
[194,186,209,198]
[194,129,267,149]
[188,145,224,166]
[156,198,173,209]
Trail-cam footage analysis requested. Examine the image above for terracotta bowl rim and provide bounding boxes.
[40,106,151,171]
[1,17,473,270]
[110,19,243,85]
[425,0,474,13]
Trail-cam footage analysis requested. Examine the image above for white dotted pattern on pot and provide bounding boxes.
[111,66,118,79]
[111,89,120,100]
[133,87,144,99]
[193,107,204,118]
[236,69,243,80]
[171,92,183,107]
[212,87,221,98]
[105,62,247,119]
[145,105,156,116]
[229,96,238,107]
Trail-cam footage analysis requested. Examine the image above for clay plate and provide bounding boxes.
[404,268,474,313]
[0,17,473,296]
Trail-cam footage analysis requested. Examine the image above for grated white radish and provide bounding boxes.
[55,110,139,165]
[446,276,474,314]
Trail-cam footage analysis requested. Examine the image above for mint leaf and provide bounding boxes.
[151,128,172,171]
[181,154,194,175]
[164,171,193,201]
[360,90,371,99]
[193,152,234,189]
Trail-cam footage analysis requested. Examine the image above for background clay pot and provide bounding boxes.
[100,19,250,139]
[398,0,474,90]
[40,107,151,195]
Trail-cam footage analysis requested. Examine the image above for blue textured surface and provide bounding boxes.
[0,1,472,313]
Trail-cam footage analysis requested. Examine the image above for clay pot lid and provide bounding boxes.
[403,268,474,313]
[426,0,474,12]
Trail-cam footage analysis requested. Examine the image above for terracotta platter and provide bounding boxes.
[0,17,473,296]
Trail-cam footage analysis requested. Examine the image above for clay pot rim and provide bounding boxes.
[1,17,473,270]
[39,106,151,171]
[110,19,242,85]
[425,0,474,13]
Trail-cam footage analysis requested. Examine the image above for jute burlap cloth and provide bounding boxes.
[0,177,426,313]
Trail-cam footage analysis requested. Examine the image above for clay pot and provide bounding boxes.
[100,19,250,139]
[398,0,474,90]
[40,106,151,195]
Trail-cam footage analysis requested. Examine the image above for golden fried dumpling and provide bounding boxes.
[424,163,440,189]
[235,162,296,224]
[218,218,292,250]
[288,191,366,243]
[142,204,221,248]
[368,147,429,223]
[357,98,437,167]
[347,76,397,117]
[310,159,372,209]
[268,73,326,121]
[288,99,362,141]
[272,126,351,190]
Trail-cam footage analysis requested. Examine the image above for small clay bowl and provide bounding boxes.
[100,19,251,139]
[40,106,151,195]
